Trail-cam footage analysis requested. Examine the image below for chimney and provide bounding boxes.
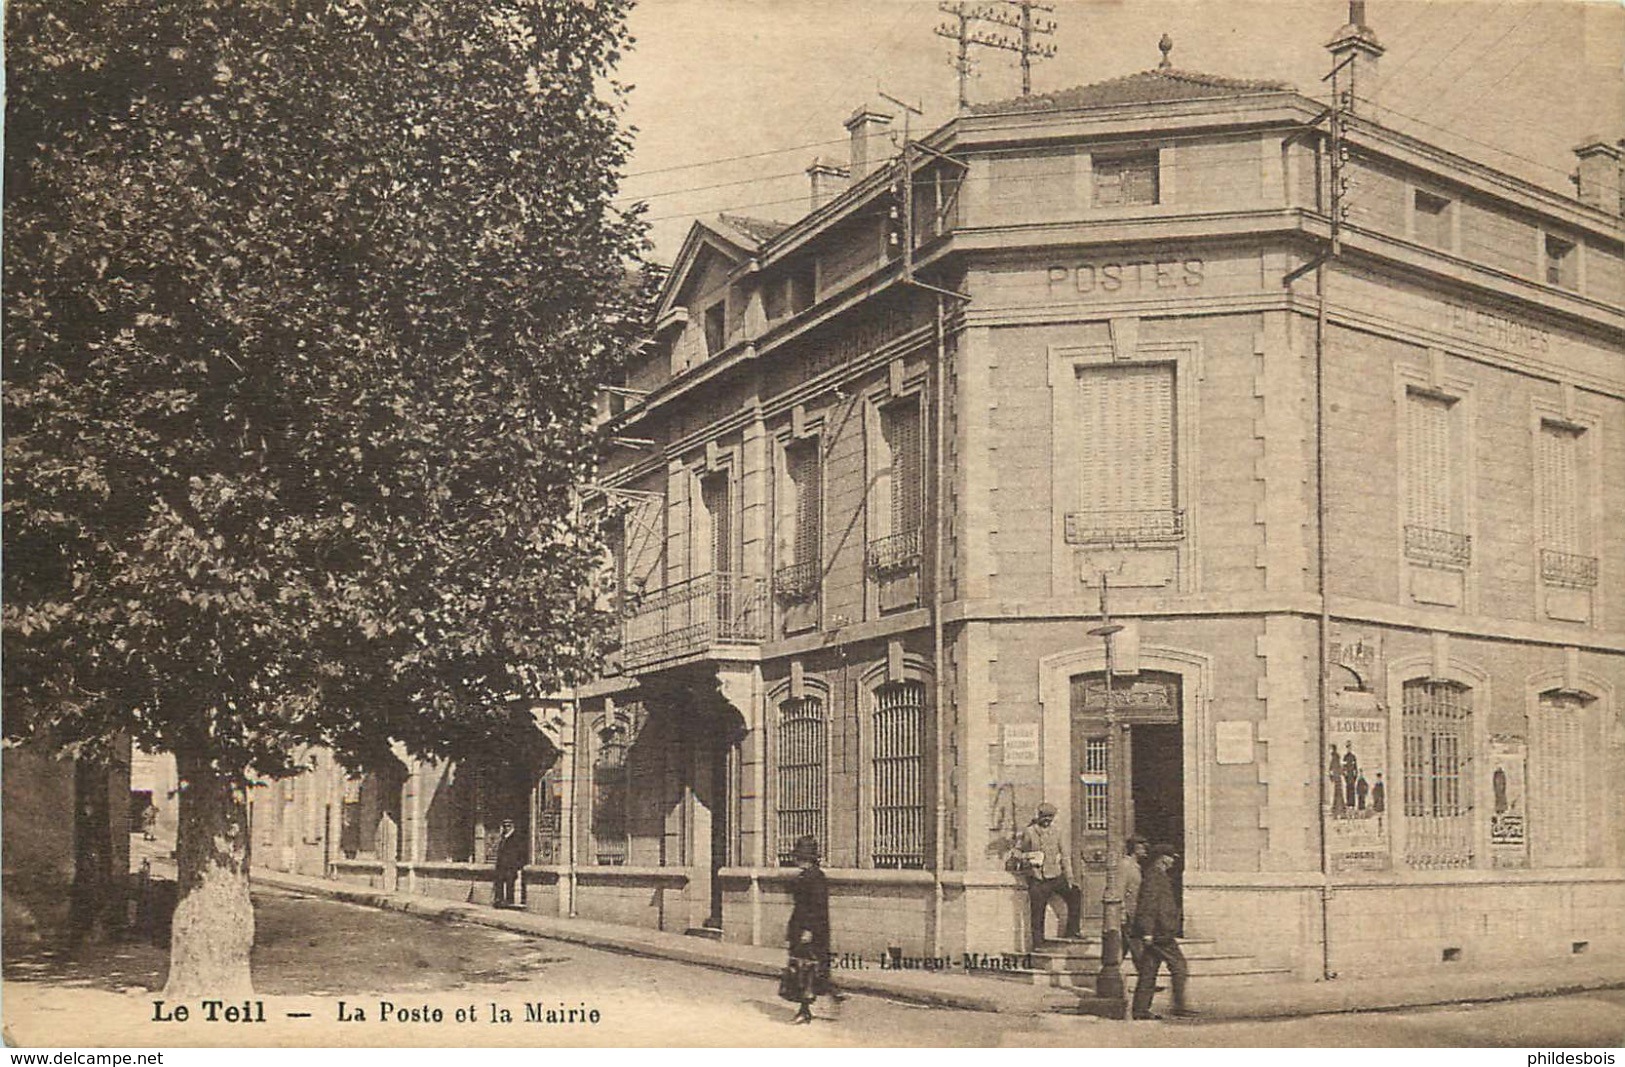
[1571,138,1622,215]
[1326,0,1384,113]
[806,157,850,211]
[844,106,893,183]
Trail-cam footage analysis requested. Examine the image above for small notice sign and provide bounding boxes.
[1214,720,1254,764]
[1001,723,1041,767]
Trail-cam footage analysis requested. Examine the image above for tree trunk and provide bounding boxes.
[165,752,254,997]
[67,759,118,943]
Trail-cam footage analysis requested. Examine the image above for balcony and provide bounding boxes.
[1065,508,1185,545]
[773,559,820,602]
[866,529,922,576]
[1404,524,1472,569]
[1540,548,1598,589]
[620,572,768,672]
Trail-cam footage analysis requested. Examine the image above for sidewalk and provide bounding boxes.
[253,870,1625,1021]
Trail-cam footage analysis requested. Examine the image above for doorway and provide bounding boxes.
[1069,670,1184,918]
[1129,722,1183,854]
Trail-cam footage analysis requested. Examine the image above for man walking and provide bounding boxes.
[492,818,525,909]
[1131,842,1197,1020]
[1119,836,1148,973]
[1019,801,1081,949]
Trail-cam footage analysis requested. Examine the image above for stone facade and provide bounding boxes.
[256,24,1625,983]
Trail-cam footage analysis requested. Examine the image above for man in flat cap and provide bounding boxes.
[1131,842,1197,1019]
[1019,801,1081,950]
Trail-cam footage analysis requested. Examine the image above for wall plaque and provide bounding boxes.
[1214,720,1254,764]
[1000,723,1041,768]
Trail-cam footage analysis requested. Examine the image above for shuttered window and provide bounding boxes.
[1406,390,1455,532]
[872,681,926,869]
[788,440,821,567]
[882,399,923,537]
[702,473,732,575]
[1093,152,1159,207]
[1530,692,1589,868]
[776,697,827,864]
[1537,422,1581,553]
[1071,364,1178,541]
[1401,680,1473,869]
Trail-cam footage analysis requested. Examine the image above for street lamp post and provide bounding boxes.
[1089,573,1127,1005]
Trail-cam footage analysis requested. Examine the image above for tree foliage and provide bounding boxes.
[4,0,649,785]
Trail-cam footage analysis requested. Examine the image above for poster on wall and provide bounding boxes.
[1488,736,1529,869]
[1325,690,1390,872]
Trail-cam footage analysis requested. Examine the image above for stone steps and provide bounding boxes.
[978,936,1295,990]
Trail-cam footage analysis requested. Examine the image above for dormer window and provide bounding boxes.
[703,301,726,356]
[1544,235,1577,289]
[1093,151,1160,207]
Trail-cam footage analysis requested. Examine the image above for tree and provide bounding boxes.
[4,0,648,995]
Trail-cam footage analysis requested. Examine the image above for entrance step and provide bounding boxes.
[683,926,724,941]
[974,937,1293,990]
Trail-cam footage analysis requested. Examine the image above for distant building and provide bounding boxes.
[286,7,1624,980]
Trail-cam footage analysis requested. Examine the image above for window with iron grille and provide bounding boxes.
[592,723,630,866]
[1081,737,1108,831]
[1401,680,1474,869]
[872,681,926,869]
[1068,363,1180,544]
[1530,691,1590,868]
[1092,151,1159,207]
[532,764,564,866]
[1404,389,1468,567]
[776,696,827,864]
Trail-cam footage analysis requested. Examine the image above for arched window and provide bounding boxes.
[872,681,927,869]
[1402,679,1473,869]
[776,696,827,864]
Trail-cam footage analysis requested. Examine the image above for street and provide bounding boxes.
[4,886,1623,1047]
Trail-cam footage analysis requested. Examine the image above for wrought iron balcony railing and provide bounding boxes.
[773,559,820,602]
[1540,548,1598,589]
[1404,524,1472,568]
[620,571,768,671]
[1064,508,1185,545]
[866,528,922,576]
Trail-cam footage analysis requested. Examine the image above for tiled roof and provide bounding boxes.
[715,213,791,246]
[968,67,1294,115]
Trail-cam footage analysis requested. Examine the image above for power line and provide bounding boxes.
[612,166,811,205]
[1352,94,1576,180]
[1389,2,1539,107]
[1430,15,1568,134]
[623,135,852,182]
[1375,0,1508,101]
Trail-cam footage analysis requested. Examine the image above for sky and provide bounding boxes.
[615,0,1625,263]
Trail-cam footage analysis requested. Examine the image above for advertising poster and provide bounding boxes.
[1489,737,1529,869]
[1326,690,1390,872]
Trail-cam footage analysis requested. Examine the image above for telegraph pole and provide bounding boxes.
[974,1,1058,96]
[934,3,976,110]
[934,1,1057,105]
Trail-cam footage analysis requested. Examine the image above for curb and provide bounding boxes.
[254,873,1035,1015]
[255,874,1625,1022]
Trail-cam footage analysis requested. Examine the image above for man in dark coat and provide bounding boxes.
[492,818,526,909]
[1130,842,1197,1020]
[786,834,841,1023]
